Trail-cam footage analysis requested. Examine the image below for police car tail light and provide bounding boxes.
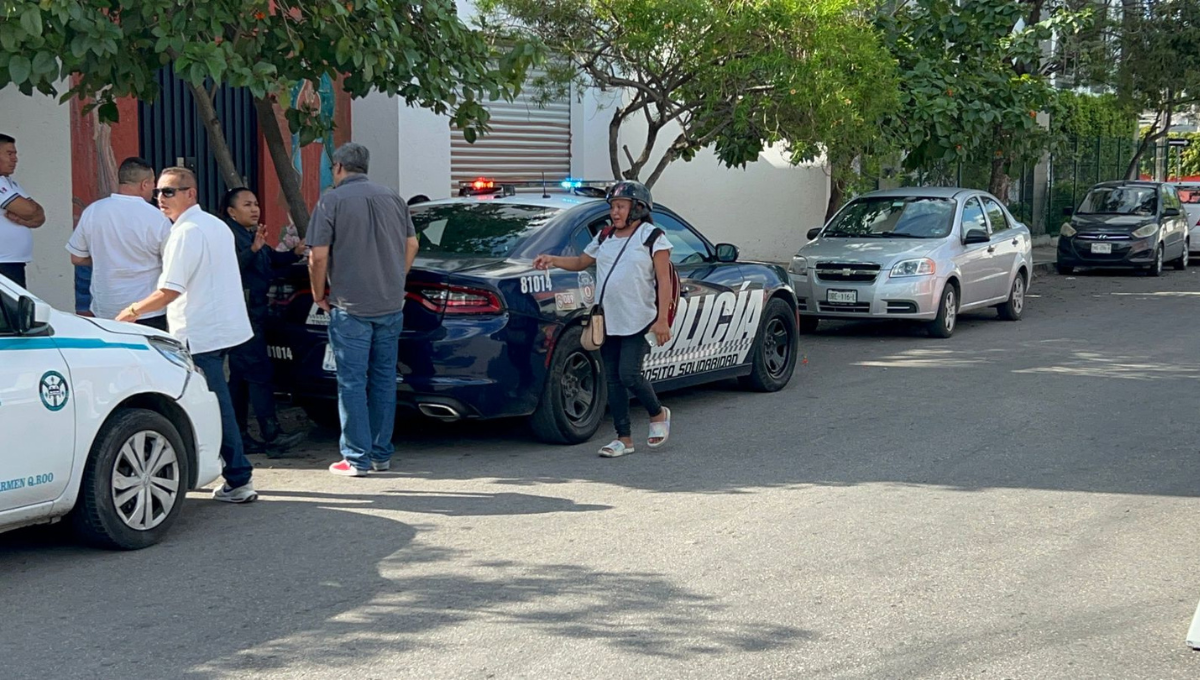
[406,283,502,314]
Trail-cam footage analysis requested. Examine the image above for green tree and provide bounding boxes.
[878,0,1085,198]
[0,0,537,233]
[478,0,897,189]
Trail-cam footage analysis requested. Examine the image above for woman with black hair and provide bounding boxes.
[224,187,307,456]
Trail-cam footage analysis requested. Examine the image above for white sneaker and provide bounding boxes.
[213,482,258,503]
[329,460,368,477]
[371,460,391,472]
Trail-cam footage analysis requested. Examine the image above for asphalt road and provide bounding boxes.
[5,267,1200,679]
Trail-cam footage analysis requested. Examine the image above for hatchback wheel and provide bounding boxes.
[70,408,190,550]
[1148,244,1165,277]
[1175,241,1189,270]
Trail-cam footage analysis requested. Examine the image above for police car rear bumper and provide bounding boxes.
[178,373,223,489]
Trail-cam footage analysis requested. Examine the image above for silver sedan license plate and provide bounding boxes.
[1091,242,1112,254]
[827,290,857,304]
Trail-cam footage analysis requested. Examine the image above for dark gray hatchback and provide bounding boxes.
[1056,180,1190,276]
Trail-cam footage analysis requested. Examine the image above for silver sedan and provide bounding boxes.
[790,188,1033,337]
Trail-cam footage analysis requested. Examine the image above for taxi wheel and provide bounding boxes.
[1174,241,1189,270]
[739,298,798,393]
[927,283,958,338]
[70,408,190,550]
[1147,245,1164,277]
[530,325,606,444]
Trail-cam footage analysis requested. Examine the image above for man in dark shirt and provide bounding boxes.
[308,143,418,477]
[224,187,306,456]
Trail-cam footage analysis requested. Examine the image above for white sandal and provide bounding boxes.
[599,440,634,458]
[648,407,671,449]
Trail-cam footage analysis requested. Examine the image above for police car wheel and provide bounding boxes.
[70,408,191,550]
[530,325,606,444]
[739,298,798,393]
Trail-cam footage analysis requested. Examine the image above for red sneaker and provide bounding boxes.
[328,460,368,477]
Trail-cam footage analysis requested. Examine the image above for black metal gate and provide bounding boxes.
[138,68,258,214]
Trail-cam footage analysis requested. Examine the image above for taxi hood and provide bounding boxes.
[80,316,171,341]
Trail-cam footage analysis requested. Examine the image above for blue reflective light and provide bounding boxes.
[560,178,583,189]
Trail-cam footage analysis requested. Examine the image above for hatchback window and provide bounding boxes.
[1077,186,1158,216]
[410,203,559,257]
[824,197,956,239]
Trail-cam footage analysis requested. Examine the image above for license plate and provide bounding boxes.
[322,345,337,372]
[827,290,857,304]
[1091,243,1113,254]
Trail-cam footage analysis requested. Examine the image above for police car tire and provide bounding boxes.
[530,325,607,444]
[739,298,798,393]
[70,408,191,550]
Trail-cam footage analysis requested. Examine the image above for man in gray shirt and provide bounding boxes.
[308,143,419,477]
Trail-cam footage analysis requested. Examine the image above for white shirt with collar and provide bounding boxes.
[157,204,252,354]
[66,193,173,320]
[0,175,34,263]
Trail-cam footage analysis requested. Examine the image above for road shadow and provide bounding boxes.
[0,489,811,678]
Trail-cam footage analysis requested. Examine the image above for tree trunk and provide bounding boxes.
[254,95,311,236]
[825,175,847,222]
[1126,128,1156,180]
[988,156,1009,199]
[186,81,244,191]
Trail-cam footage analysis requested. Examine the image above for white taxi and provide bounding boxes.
[0,275,222,549]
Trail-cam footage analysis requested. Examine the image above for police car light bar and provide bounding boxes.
[457,177,614,198]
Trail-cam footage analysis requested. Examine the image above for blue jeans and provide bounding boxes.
[193,350,254,488]
[328,308,404,470]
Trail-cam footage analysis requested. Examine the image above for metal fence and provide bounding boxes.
[875,136,1138,236]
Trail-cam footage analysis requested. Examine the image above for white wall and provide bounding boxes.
[0,86,74,310]
[354,83,830,263]
[352,95,452,201]
[573,87,828,261]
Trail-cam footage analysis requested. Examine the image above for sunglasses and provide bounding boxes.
[153,186,192,199]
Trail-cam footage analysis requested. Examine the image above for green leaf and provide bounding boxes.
[20,7,42,38]
[8,55,31,84]
[31,51,56,76]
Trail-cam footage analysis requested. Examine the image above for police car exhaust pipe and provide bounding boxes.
[418,403,462,421]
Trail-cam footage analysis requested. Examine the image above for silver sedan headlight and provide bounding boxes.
[889,258,936,278]
[789,256,808,276]
[149,336,197,372]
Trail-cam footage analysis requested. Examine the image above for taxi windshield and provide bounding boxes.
[824,197,955,239]
[411,203,559,257]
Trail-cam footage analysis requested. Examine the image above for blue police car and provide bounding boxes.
[265,180,800,443]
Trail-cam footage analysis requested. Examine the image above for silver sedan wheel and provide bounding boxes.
[111,431,181,531]
[944,288,957,332]
[1011,276,1025,314]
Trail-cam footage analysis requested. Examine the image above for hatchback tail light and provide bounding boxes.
[406,283,503,314]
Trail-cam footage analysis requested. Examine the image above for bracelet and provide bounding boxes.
[128,303,140,318]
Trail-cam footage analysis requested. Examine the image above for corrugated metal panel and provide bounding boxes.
[139,68,258,214]
[450,83,571,192]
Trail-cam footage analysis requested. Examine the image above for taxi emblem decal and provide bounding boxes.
[39,371,69,412]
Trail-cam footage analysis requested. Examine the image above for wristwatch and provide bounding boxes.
[128,303,140,319]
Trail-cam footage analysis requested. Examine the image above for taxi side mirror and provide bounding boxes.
[963,228,990,245]
[1163,207,1182,218]
[15,295,50,335]
[806,227,822,240]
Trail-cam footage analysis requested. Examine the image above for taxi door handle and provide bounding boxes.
[1011,239,1019,246]
[987,245,996,253]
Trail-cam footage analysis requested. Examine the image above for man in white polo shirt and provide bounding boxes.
[66,157,172,329]
[116,167,257,504]
[0,133,47,288]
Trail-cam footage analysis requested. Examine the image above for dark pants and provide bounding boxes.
[193,349,254,489]
[600,331,663,439]
[0,262,26,289]
[228,329,281,441]
[136,315,169,331]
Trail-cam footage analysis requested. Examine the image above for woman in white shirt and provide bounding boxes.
[534,181,674,457]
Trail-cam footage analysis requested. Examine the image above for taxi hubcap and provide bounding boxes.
[111,431,180,531]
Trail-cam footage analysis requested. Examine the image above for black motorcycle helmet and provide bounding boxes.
[606,180,653,223]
